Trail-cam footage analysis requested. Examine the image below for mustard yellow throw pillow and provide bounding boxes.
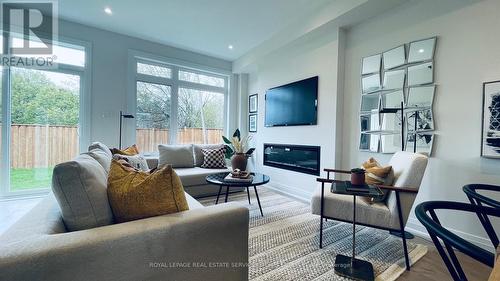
[361,158,393,185]
[107,159,189,223]
[361,158,394,204]
[111,144,140,156]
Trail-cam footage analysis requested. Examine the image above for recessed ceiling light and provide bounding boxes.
[418,48,425,53]
[104,7,112,15]
[228,45,234,50]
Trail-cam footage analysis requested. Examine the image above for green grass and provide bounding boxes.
[10,168,53,191]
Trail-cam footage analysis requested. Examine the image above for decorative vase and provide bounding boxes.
[350,168,366,186]
[231,153,248,171]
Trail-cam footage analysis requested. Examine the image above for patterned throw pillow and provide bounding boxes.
[112,154,149,171]
[201,148,226,169]
[361,158,394,204]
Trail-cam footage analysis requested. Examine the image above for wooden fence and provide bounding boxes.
[9,125,79,169]
[137,127,223,152]
[6,125,223,168]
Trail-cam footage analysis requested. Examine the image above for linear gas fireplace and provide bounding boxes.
[263,144,321,176]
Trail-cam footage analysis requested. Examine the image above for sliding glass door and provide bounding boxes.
[9,68,81,192]
[0,38,88,198]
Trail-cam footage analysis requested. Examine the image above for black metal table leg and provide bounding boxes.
[253,185,263,216]
[215,185,222,204]
[246,186,251,204]
[334,195,375,281]
[225,185,230,203]
[320,182,325,249]
[395,191,411,270]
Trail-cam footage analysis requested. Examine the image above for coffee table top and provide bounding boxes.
[206,172,270,186]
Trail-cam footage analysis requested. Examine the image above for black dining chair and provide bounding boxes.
[463,184,500,249]
[415,201,500,281]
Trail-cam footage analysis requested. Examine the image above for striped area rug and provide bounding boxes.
[199,187,427,281]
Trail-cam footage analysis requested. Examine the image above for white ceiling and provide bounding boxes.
[57,0,337,61]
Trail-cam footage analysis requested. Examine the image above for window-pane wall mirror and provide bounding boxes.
[407,109,434,132]
[362,74,381,93]
[408,62,433,86]
[408,37,436,63]
[406,133,434,155]
[361,54,381,75]
[360,112,380,132]
[383,45,406,70]
[381,112,402,133]
[381,134,402,154]
[361,94,380,113]
[383,69,406,90]
[407,86,435,108]
[358,36,437,155]
[381,90,404,110]
[359,133,380,152]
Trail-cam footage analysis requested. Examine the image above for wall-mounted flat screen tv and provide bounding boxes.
[265,76,318,127]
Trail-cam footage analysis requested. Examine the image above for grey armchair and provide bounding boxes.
[311,151,428,270]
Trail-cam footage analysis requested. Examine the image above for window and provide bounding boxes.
[11,37,86,67]
[137,62,171,79]
[133,58,228,153]
[177,88,224,144]
[1,36,89,198]
[179,70,225,87]
[136,81,171,152]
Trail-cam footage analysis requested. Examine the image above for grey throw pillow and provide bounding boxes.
[51,154,114,231]
[158,144,195,168]
[193,144,224,166]
[88,142,112,158]
[85,149,112,173]
[112,154,149,171]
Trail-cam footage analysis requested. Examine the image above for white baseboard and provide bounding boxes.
[406,217,495,252]
[264,181,311,204]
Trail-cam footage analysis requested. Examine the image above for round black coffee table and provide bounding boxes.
[206,172,270,216]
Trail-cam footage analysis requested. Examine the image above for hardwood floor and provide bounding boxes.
[0,198,494,280]
[399,237,492,281]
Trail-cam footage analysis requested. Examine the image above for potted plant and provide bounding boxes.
[222,129,255,171]
[350,168,366,186]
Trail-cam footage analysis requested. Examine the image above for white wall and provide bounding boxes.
[57,19,232,148]
[245,28,341,199]
[342,0,500,249]
[241,0,500,249]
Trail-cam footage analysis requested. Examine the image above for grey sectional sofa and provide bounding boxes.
[146,143,244,198]
[0,143,249,281]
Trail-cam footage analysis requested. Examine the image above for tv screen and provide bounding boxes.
[265,76,318,127]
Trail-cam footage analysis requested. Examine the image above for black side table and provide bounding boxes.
[330,181,384,281]
[206,172,270,217]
